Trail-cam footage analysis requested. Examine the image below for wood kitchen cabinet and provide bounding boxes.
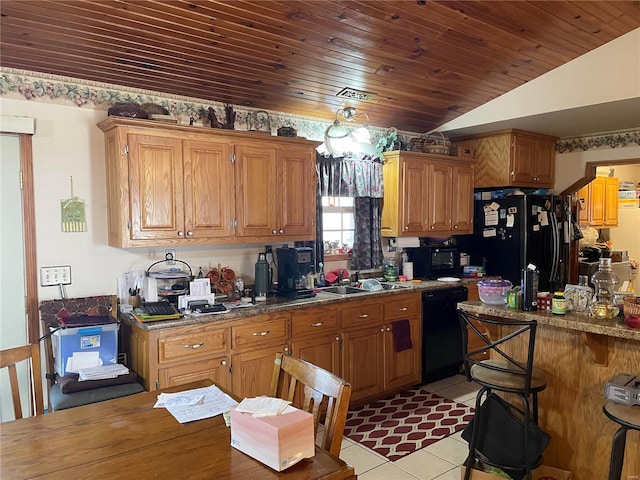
[230,312,290,399]
[98,117,318,247]
[289,306,341,377]
[235,143,316,241]
[577,176,619,228]
[451,129,558,189]
[381,151,475,237]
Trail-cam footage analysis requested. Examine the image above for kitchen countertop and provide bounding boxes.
[122,279,477,331]
[457,300,640,341]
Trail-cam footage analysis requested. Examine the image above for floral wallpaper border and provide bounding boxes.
[1,67,637,153]
[556,129,640,153]
[0,67,407,144]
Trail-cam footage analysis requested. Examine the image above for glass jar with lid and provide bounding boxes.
[590,257,619,318]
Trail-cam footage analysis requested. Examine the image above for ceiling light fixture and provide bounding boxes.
[324,107,372,155]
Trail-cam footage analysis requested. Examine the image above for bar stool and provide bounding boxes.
[458,309,549,480]
[603,401,640,480]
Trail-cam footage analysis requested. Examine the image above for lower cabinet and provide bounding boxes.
[124,292,422,406]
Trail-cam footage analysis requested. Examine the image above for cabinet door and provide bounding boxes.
[342,326,384,402]
[428,162,453,232]
[384,315,421,390]
[128,133,184,240]
[401,159,429,234]
[291,333,341,377]
[533,140,556,186]
[158,355,231,390]
[511,135,536,185]
[235,143,278,237]
[231,344,287,399]
[182,139,235,239]
[590,178,605,227]
[604,177,619,227]
[278,147,316,237]
[451,164,474,233]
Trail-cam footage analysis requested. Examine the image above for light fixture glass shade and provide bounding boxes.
[325,120,350,139]
[351,125,372,144]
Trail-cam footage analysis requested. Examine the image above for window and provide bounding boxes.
[321,196,354,254]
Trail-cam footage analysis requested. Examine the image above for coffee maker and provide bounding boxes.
[276,246,315,299]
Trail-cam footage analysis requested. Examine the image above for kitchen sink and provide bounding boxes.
[318,285,367,295]
[380,283,411,290]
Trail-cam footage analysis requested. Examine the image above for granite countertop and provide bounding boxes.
[457,300,640,341]
[122,279,476,331]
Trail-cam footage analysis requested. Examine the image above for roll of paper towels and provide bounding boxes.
[402,262,414,280]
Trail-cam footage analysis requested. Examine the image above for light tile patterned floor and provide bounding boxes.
[340,374,481,480]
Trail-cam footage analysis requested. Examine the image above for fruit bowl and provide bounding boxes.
[477,279,512,305]
[623,296,640,329]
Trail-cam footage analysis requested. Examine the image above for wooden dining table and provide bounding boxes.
[0,380,357,480]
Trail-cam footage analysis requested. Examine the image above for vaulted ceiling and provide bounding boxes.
[1,1,639,134]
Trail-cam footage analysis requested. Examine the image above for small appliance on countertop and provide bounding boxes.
[403,244,462,280]
[276,246,316,299]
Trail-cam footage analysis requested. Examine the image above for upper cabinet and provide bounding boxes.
[381,151,475,237]
[98,117,318,248]
[451,129,558,189]
[578,176,619,228]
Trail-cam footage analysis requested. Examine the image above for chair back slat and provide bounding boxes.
[1,343,45,420]
[270,353,351,456]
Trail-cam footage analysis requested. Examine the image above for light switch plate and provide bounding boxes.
[40,266,72,286]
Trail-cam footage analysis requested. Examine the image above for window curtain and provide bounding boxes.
[316,153,384,271]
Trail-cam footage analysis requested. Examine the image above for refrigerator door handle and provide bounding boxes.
[549,212,559,285]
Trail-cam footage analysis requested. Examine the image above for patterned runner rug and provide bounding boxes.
[344,387,475,461]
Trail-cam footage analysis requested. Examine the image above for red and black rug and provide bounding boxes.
[344,387,475,461]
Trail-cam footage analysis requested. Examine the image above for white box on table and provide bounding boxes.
[230,404,315,471]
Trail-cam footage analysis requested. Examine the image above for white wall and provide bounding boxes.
[0,98,278,303]
[437,28,640,131]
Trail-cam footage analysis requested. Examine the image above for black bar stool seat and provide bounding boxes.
[603,400,640,480]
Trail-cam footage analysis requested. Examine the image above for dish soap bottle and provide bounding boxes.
[590,257,619,318]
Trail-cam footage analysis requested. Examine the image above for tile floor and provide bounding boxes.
[339,374,481,480]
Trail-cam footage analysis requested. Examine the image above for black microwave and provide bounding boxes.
[404,245,462,280]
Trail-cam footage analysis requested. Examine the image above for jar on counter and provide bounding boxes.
[552,291,567,315]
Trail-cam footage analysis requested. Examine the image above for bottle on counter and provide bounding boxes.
[317,262,326,287]
[254,252,270,301]
[521,264,539,311]
[552,291,567,315]
[590,257,619,318]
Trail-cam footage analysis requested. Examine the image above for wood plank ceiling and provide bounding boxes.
[1,1,639,133]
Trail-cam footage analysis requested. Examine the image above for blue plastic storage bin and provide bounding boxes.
[52,323,119,376]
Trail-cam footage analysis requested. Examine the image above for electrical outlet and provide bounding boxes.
[165,249,176,264]
[40,266,72,286]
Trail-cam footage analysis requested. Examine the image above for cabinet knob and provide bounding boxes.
[186,230,193,236]
[335,336,340,341]
[386,327,391,332]
[430,225,435,230]
[380,327,385,332]
[272,229,277,234]
[283,346,289,353]
[279,229,284,234]
[404,226,409,230]
[177,231,185,237]
[453,224,458,229]
[221,359,227,366]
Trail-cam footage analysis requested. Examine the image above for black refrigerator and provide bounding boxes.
[456,194,571,293]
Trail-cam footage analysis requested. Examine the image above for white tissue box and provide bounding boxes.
[230,404,315,471]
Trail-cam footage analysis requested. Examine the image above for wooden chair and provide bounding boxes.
[270,353,351,457]
[0,343,45,419]
[458,308,548,480]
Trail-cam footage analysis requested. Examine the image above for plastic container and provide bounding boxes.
[52,323,119,376]
[477,279,512,305]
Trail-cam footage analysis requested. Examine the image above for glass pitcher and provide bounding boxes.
[590,258,619,318]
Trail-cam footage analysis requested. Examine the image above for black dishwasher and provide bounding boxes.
[421,286,468,384]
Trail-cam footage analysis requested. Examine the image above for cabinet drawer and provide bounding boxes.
[158,327,228,363]
[341,301,382,329]
[383,294,420,319]
[232,313,290,350]
[291,308,338,337]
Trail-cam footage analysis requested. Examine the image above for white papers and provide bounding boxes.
[154,392,205,408]
[78,363,129,381]
[484,209,499,226]
[235,396,292,418]
[65,351,102,373]
[155,385,238,424]
[189,278,212,296]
